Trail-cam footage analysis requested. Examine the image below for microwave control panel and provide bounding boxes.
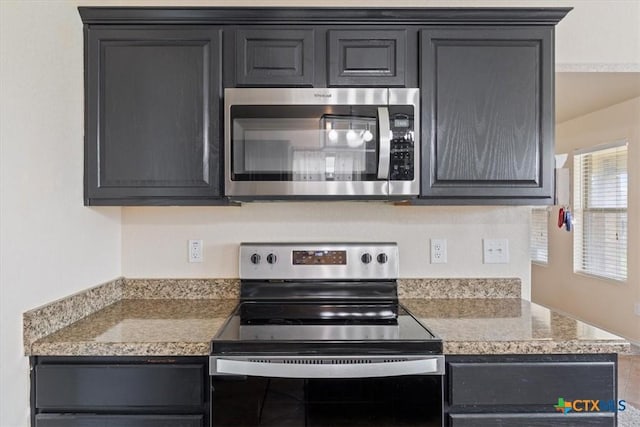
[389,115,414,181]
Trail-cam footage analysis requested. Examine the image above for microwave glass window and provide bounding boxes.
[231,105,381,181]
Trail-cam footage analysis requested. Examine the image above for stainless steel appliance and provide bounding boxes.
[210,243,443,426]
[224,89,419,199]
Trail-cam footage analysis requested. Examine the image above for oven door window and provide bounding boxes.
[231,105,381,182]
[212,376,441,426]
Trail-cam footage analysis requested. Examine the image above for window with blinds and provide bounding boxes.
[573,141,628,282]
[531,208,549,264]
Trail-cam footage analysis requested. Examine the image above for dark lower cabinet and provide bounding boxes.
[35,364,204,409]
[31,357,209,427]
[445,354,618,427]
[449,413,615,427]
[35,414,203,427]
[419,26,554,203]
[31,353,614,426]
[85,26,224,205]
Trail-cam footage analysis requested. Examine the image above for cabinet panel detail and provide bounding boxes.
[35,364,204,409]
[449,413,614,427]
[420,27,553,200]
[434,41,539,183]
[448,361,615,406]
[328,30,406,86]
[35,414,204,427]
[236,29,314,86]
[85,28,222,203]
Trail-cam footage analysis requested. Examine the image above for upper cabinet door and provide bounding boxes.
[85,27,222,205]
[235,29,315,86]
[327,30,407,87]
[420,27,554,201]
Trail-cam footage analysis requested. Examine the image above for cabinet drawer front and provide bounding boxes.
[328,30,406,87]
[35,364,204,409]
[449,413,615,427]
[448,362,615,406]
[236,29,315,86]
[35,414,203,427]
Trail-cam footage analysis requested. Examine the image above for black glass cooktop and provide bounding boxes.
[212,302,442,355]
[239,302,399,325]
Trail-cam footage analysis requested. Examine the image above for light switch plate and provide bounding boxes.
[483,239,509,264]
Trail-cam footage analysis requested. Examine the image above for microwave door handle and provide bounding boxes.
[377,107,391,180]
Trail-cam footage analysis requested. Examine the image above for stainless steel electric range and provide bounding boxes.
[210,243,443,427]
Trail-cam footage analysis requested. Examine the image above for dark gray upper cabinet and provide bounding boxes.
[80,8,569,205]
[327,30,407,87]
[419,27,554,203]
[230,27,415,88]
[235,29,315,86]
[85,27,223,205]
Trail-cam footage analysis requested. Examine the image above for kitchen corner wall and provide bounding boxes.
[122,204,532,298]
[0,2,121,426]
[532,97,640,343]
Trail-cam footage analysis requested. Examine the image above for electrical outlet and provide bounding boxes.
[483,239,509,264]
[188,239,203,263]
[430,239,447,264]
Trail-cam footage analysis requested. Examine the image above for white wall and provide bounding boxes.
[550,0,640,71]
[1,1,638,426]
[0,3,121,427]
[532,97,640,343]
[122,204,532,291]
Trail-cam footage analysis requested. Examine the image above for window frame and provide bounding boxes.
[572,140,628,283]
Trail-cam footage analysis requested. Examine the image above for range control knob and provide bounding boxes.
[266,253,277,264]
[361,253,372,264]
[250,253,261,265]
[377,253,388,264]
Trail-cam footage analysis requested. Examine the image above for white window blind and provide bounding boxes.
[530,208,549,264]
[573,141,628,282]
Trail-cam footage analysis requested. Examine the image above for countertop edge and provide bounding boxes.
[30,341,211,357]
[30,339,629,357]
[443,340,630,355]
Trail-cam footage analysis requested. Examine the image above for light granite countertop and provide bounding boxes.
[28,297,629,356]
[402,298,630,355]
[30,299,238,356]
[24,277,629,356]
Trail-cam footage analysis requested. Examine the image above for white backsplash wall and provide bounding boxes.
[122,204,532,299]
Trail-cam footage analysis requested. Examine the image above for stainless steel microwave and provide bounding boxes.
[224,88,419,199]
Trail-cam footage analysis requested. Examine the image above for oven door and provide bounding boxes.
[210,355,443,427]
[224,88,419,199]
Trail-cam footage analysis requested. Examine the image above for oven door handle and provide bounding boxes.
[212,356,443,378]
[377,106,391,180]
